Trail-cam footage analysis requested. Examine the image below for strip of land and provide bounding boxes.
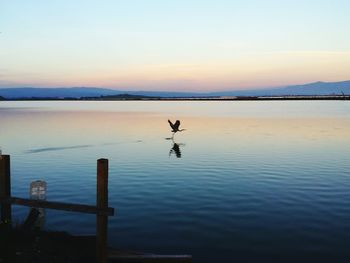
[1,94,349,101]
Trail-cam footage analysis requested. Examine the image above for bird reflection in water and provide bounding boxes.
[169,139,185,158]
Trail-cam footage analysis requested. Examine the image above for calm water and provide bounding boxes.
[1,101,350,262]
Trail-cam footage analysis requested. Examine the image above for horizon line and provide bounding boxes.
[1,79,350,93]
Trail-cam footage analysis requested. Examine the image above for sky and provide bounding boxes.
[1,0,350,91]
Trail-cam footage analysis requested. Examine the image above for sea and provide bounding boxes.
[1,100,350,262]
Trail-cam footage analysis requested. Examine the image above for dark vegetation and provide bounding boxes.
[82,93,160,100]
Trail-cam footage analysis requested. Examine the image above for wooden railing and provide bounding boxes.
[0,154,114,263]
[0,154,192,263]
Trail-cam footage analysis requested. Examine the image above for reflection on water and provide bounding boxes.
[1,101,350,263]
[25,145,93,154]
[169,140,185,158]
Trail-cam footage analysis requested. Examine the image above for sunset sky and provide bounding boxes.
[1,0,350,91]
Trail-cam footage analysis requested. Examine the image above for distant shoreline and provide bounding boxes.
[1,95,349,101]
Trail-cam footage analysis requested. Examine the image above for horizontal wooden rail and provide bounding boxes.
[0,196,114,216]
[108,253,192,263]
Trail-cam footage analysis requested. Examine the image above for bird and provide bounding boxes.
[168,119,186,136]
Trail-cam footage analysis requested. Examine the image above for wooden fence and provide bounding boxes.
[0,154,192,263]
[0,154,113,263]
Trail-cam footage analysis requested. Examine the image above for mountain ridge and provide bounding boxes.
[0,80,349,99]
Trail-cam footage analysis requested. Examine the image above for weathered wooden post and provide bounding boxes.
[96,158,108,263]
[0,154,12,226]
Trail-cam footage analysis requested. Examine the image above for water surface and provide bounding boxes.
[1,101,350,262]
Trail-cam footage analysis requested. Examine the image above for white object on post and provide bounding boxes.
[29,180,47,228]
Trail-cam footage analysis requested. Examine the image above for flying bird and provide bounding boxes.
[168,119,186,136]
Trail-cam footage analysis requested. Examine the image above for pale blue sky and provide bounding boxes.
[1,0,350,91]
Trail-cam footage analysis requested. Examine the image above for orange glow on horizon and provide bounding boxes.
[2,51,350,91]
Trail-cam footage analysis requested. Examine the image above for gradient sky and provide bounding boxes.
[1,0,350,91]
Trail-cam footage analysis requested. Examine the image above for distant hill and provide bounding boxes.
[0,80,349,99]
[0,87,202,99]
[0,87,209,99]
[211,80,350,96]
[0,96,4,100]
[0,87,120,99]
[84,93,159,100]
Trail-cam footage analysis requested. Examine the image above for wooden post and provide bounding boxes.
[0,155,12,226]
[96,158,108,263]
